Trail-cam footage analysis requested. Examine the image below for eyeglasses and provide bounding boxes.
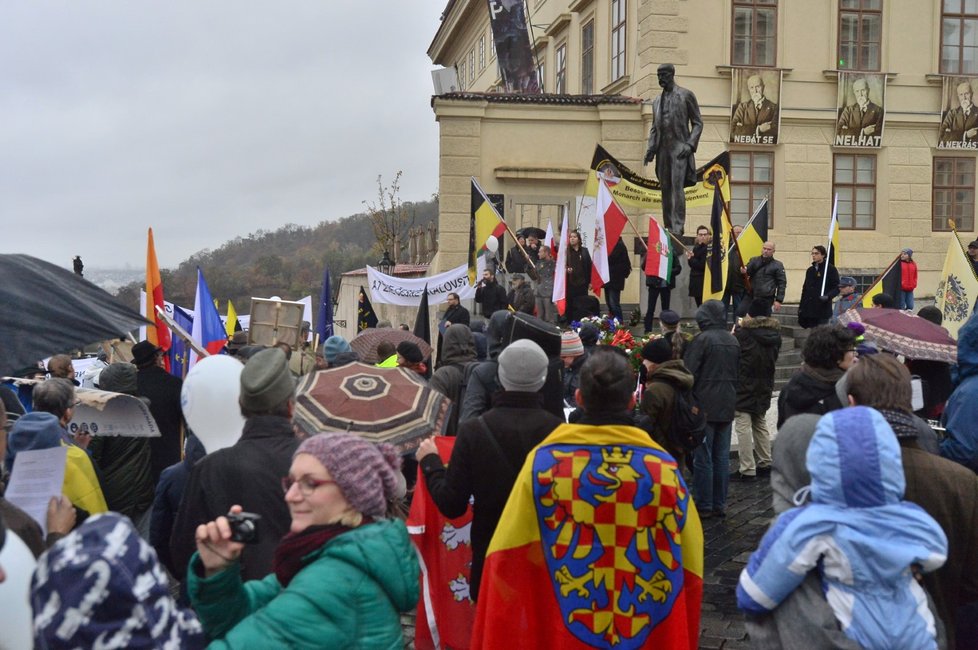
[281,475,337,496]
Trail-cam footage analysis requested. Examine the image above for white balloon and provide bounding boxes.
[485,236,498,253]
[181,355,246,454]
[0,531,37,650]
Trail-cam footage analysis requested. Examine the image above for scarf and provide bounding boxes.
[800,363,844,385]
[272,521,361,587]
[878,408,919,440]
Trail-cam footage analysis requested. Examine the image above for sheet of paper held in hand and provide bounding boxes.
[5,446,68,537]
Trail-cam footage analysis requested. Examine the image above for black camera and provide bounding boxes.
[226,511,261,544]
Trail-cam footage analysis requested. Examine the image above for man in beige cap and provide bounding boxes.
[169,348,299,583]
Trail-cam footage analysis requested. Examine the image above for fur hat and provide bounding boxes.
[498,339,548,392]
[239,348,295,412]
[641,338,673,364]
[294,433,403,519]
[396,341,423,364]
[560,331,584,357]
[322,336,352,364]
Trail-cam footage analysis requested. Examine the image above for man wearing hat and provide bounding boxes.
[639,337,695,465]
[169,347,299,583]
[507,274,535,315]
[416,339,562,598]
[288,321,317,377]
[560,331,586,405]
[968,240,978,277]
[131,340,184,483]
[832,276,862,323]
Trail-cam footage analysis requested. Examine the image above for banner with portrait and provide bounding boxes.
[585,144,730,211]
[938,77,978,150]
[486,0,539,94]
[729,68,782,145]
[835,72,886,148]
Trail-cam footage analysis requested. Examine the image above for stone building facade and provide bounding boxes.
[428,0,978,305]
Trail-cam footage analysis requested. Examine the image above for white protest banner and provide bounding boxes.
[366,262,478,306]
[72,387,161,438]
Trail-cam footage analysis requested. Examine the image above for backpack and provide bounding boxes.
[651,379,706,453]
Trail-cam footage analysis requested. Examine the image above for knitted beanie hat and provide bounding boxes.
[240,348,295,411]
[97,362,139,396]
[322,336,352,364]
[294,433,403,519]
[561,331,584,357]
[498,339,548,392]
[641,338,673,364]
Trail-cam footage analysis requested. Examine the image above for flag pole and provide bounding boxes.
[155,305,209,358]
[821,193,839,296]
[949,219,978,281]
[472,177,539,281]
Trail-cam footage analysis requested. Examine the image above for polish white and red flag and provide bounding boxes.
[590,180,629,296]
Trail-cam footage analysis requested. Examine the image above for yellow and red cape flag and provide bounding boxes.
[472,423,703,650]
[469,178,507,285]
[936,231,978,338]
[145,228,171,366]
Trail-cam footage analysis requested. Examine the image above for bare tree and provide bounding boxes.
[363,171,415,264]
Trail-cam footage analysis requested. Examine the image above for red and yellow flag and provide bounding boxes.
[145,228,171,361]
[472,424,703,650]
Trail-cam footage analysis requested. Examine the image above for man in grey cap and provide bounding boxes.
[169,348,299,583]
[831,276,861,323]
[507,274,535,314]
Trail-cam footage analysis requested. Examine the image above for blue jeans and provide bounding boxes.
[692,421,732,513]
[605,288,624,323]
[898,290,914,310]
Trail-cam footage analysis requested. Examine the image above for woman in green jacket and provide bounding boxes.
[189,432,418,649]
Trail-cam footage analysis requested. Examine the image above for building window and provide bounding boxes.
[458,60,466,89]
[469,50,475,85]
[933,157,976,231]
[479,35,486,70]
[833,154,876,229]
[730,151,774,227]
[555,43,567,93]
[732,0,777,67]
[536,58,546,91]
[581,20,594,94]
[611,0,626,81]
[838,0,881,71]
[942,0,978,74]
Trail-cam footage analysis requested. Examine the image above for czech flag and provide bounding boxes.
[189,268,226,368]
[472,423,703,650]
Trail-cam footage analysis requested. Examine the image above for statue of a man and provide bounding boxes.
[643,63,703,237]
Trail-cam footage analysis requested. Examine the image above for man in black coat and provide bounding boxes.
[731,300,781,481]
[169,348,298,582]
[683,300,740,517]
[416,339,561,598]
[744,240,787,313]
[440,292,470,330]
[132,341,184,484]
[475,270,507,316]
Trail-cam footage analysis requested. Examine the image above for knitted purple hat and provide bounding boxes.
[294,433,403,519]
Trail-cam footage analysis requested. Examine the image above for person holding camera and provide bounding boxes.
[187,432,418,648]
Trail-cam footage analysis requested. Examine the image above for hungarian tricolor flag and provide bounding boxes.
[469,179,507,285]
[645,216,672,279]
[472,423,703,650]
[553,207,570,316]
[591,180,629,296]
[189,268,227,368]
[861,254,902,309]
[407,436,476,650]
[145,228,171,370]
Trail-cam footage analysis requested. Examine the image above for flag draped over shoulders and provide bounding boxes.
[473,423,703,650]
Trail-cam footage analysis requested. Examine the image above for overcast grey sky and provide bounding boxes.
[0,2,446,269]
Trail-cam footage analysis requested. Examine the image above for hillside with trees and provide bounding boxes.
[115,191,437,312]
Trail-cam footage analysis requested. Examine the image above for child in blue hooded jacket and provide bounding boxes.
[737,407,948,649]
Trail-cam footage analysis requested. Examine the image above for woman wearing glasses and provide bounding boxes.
[187,432,418,648]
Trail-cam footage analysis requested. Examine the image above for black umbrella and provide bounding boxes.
[0,254,150,376]
[516,226,546,240]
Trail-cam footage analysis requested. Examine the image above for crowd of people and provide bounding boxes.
[0,239,976,648]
